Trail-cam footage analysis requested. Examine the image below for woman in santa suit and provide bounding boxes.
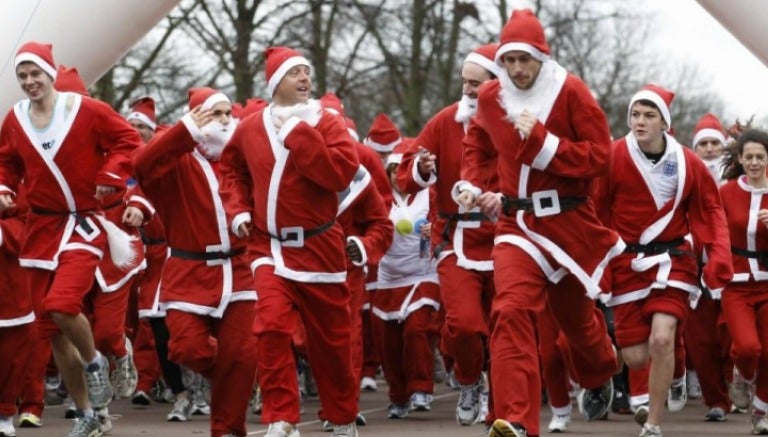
[718,129,768,435]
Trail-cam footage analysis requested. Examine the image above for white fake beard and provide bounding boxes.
[454,95,478,123]
[271,99,322,128]
[197,119,237,160]
[497,59,560,123]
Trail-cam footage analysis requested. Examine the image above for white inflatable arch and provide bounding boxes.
[0,0,179,112]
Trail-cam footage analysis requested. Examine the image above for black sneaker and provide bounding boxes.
[579,379,614,421]
[611,388,631,414]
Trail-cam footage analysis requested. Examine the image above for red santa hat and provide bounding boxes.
[496,9,550,64]
[239,97,269,119]
[53,65,89,96]
[15,41,57,79]
[464,43,503,77]
[692,113,727,147]
[188,87,230,112]
[364,113,401,152]
[126,97,157,131]
[385,138,414,168]
[264,46,312,98]
[627,84,675,130]
[320,92,346,117]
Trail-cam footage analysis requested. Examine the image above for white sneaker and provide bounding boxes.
[667,379,687,412]
[85,353,113,409]
[446,370,460,390]
[475,390,489,425]
[167,397,192,422]
[96,407,112,434]
[752,413,768,435]
[265,421,300,437]
[360,376,377,392]
[638,423,662,436]
[387,403,409,419]
[0,417,15,437]
[331,422,357,437]
[730,369,753,410]
[547,414,571,433]
[110,337,138,399]
[455,379,480,425]
[686,371,702,399]
[409,392,433,411]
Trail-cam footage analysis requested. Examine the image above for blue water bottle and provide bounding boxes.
[414,218,430,258]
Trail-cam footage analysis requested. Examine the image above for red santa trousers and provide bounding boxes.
[628,365,650,407]
[436,254,494,386]
[86,280,132,358]
[684,293,732,411]
[0,323,33,417]
[165,301,257,437]
[721,282,768,403]
[537,303,577,412]
[18,327,49,417]
[253,265,357,425]
[28,249,102,339]
[132,318,161,393]
[490,244,617,436]
[373,282,439,405]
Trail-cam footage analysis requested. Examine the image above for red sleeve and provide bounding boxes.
[218,127,254,224]
[461,118,497,192]
[134,120,198,186]
[689,156,733,289]
[125,185,156,222]
[281,114,359,192]
[516,79,611,179]
[590,143,617,227]
[351,184,394,265]
[398,118,438,194]
[93,100,142,188]
[0,114,24,196]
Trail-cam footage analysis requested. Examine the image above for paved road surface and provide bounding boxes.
[13,377,756,436]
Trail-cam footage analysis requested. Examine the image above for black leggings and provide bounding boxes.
[148,317,186,394]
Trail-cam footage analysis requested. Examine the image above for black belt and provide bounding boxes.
[267,221,335,243]
[169,248,244,261]
[624,238,691,257]
[139,227,165,246]
[31,207,95,216]
[501,195,586,216]
[433,211,490,257]
[732,247,768,267]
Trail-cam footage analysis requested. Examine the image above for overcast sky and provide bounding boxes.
[647,0,768,123]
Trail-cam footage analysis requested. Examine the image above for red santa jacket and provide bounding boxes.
[133,118,255,317]
[94,186,147,292]
[398,102,496,271]
[0,92,139,270]
[337,166,393,270]
[219,102,359,283]
[0,205,32,326]
[720,177,768,284]
[460,63,623,297]
[593,134,733,305]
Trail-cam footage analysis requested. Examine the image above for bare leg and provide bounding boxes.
[51,312,97,363]
[51,334,90,410]
[647,313,677,426]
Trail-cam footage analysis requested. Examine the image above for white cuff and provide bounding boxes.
[277,116,303,144]
[412,154,436,188]
[0,185,16,196]
[347,235,368,267]
[531,131,559,170]
[181,113,206,144]
[701,276,723,300]
[451,180,482,203]
[232,212,252,237]
[128,195,155,217]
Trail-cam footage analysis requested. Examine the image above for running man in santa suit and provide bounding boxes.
[133,86,258,437]
[0,41,140,437]
[594,84,733,437]
[396,42,502,427]
[455,9,622,437]
[219,46,360,437]
[683,113,735,422]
